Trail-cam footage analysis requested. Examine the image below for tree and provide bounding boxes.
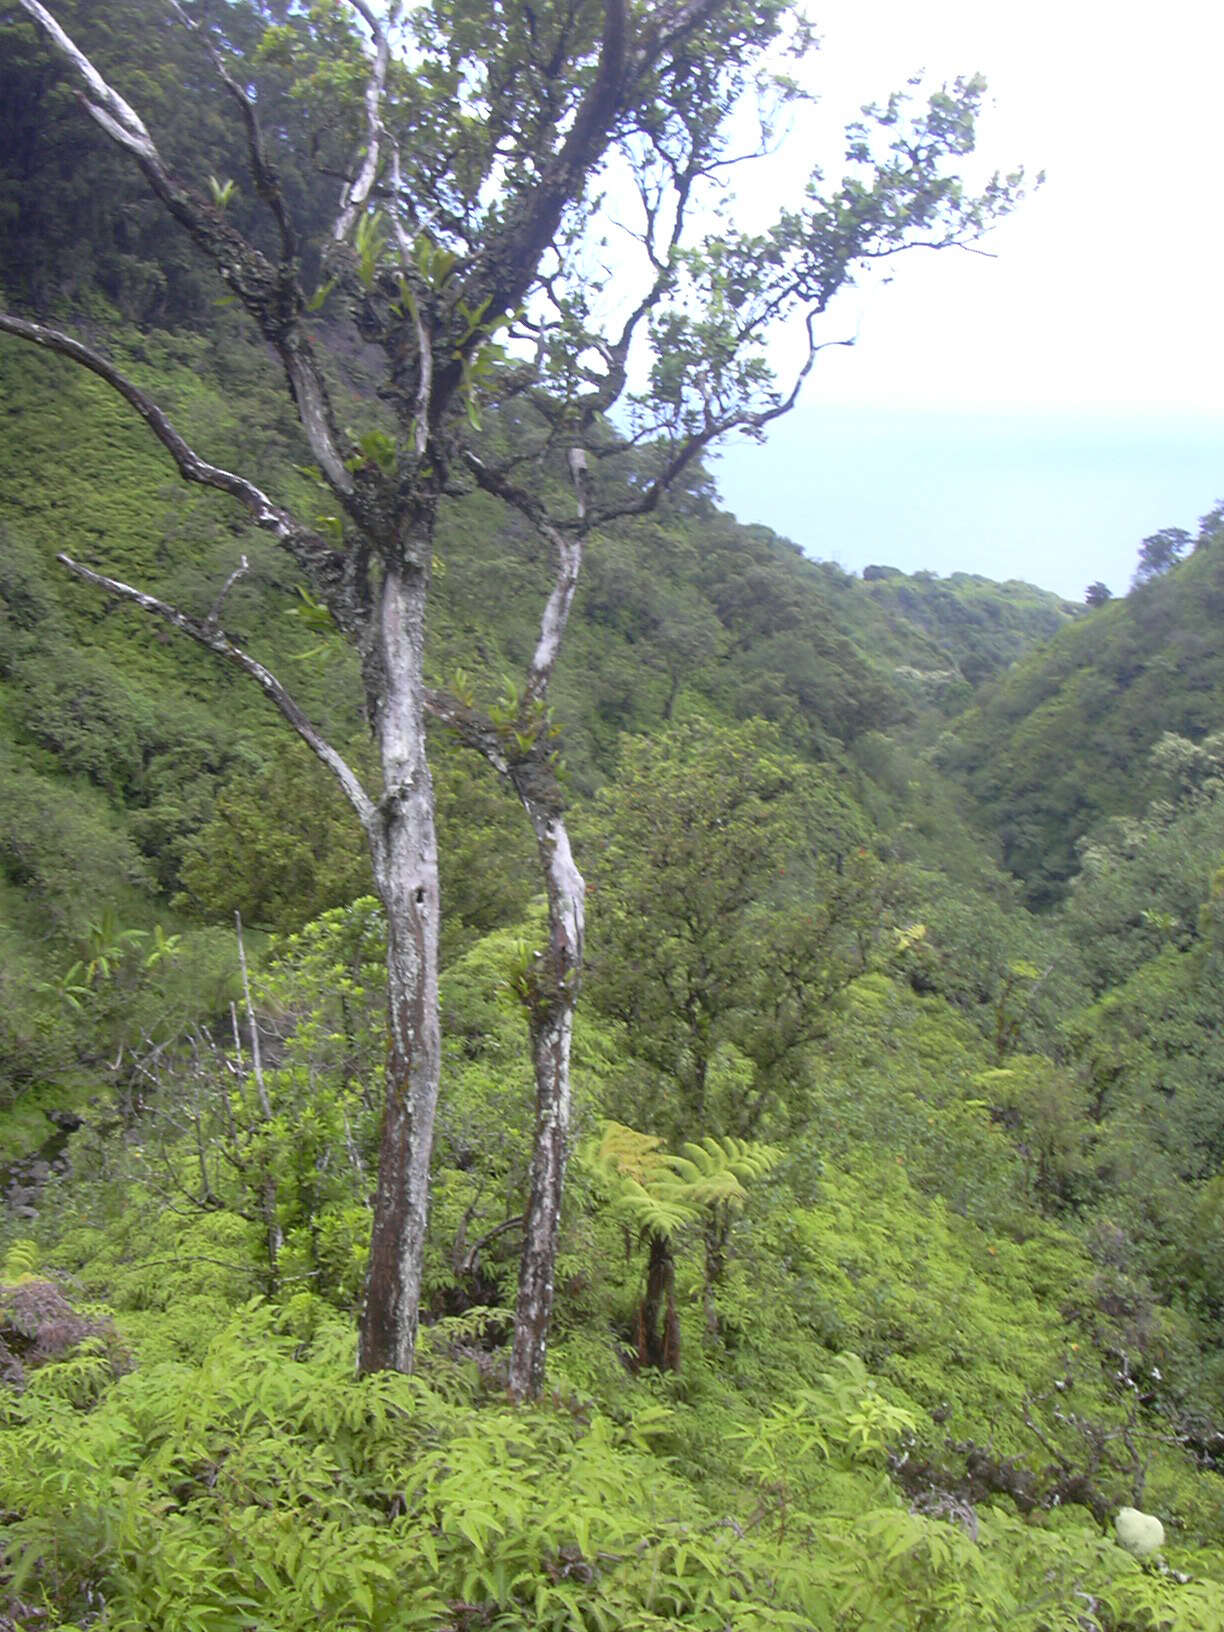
[586,719,885,1334]
[1133,527,1191,585]
[1084,581,1112,607]
[587,718,881,1142]
[592,1120,779,1369]
[0,0,1024,1395]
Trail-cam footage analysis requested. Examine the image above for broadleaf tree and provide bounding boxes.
[0,0,1027,1397]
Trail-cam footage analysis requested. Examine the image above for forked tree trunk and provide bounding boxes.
[358,563,443,1375]
[506,802,585,1402]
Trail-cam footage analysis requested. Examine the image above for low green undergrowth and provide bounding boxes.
[3,1293,1222,1632]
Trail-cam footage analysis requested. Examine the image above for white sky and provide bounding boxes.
[713,0,1224,598]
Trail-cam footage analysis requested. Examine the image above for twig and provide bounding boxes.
[234,912,270,1119]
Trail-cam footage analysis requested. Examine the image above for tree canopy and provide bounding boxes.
[587,718,880,1142]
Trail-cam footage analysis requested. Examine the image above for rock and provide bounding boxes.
[46,1108,83,1131]
[1115,1506,1165,1557]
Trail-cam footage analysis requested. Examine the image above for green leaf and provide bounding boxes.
[306,276,338,313]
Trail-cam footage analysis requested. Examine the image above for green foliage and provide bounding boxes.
[732,1351,918,1478]
[0,744,151,918]
[861,566,1082,690]
[592,1121,781,1245]
[888,861,1083,1059]
[3,892,1224,1626]
[942,517,1224,905]
[3,12,1224,1614]
[4,1300,1221,1632]
[1134,527,1191,585]
[177,741,371,933]
[1063,731,1224,995]
[352,208,387,290]
[0,0,344,318]
[586,716,880,1141]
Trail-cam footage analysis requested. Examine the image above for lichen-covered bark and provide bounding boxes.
[358,563,442,1375]
[507,809,585,1401]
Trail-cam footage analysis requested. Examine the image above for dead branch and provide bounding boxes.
[56,553,376,832]
[0,312,363,632]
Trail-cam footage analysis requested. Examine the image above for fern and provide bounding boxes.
[595,1121,780,1235]
[1,1239,38,1282]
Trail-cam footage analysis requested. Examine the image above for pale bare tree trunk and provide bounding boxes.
[358,563,442,1375]
[507,805,585,1401]
[234,913,282,1282]
[434,457,590,1403]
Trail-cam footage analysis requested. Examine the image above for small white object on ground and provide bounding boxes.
[1115,1507,1165,1557]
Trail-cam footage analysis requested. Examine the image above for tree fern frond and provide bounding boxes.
[677,1170,749,1210]
[676,1140,716,1177]
[613,1175,697,1242]
[594,1122,780,1236]
[594,1121,672,1187]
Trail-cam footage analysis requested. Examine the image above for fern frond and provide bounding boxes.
[673,1168,749,1211]
[613,1175,697,1242]
[676,1140,717,1178]
[1,1239,39,1282]
[672,1135,781,1198]
[595,1122,780,1232]
[594,1121,672,1187]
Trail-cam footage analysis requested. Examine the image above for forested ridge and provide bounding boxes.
[3,2,1224,1628]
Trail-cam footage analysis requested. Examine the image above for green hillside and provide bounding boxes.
[860,564,1082,692]
[941,517,1224,906]
[4,1,1224,1628]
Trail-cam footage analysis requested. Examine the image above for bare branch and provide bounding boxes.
[463,449,571,540]
[572,159,695,425]
[0,313,364,634]
[388,144,432,457]
[633,0,725,70]
[57,553,377,832]
[206,554,250,630]
[474,0,629,326]
[461,448,583,705]
[234,911,271,1120]
[15,1,355,495]
[165,0,296,264]
[19,0,157,161]
[456,1214,525,1278]
[585,324,857,531]
[425,688,511,777]
[333,0,391,243]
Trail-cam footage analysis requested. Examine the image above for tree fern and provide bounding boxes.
[592,1123,781,1370]
[594,1122,781,1235]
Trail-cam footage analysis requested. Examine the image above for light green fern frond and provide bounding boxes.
[1,1239,38,1283]
[666,1158,748,1210]
[611,1173,698,1242]
[594,1121,673,1187]
[671,1135,781,1208]
[595,1123,780,1236]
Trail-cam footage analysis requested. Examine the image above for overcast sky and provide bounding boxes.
[711,0,1224,599]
